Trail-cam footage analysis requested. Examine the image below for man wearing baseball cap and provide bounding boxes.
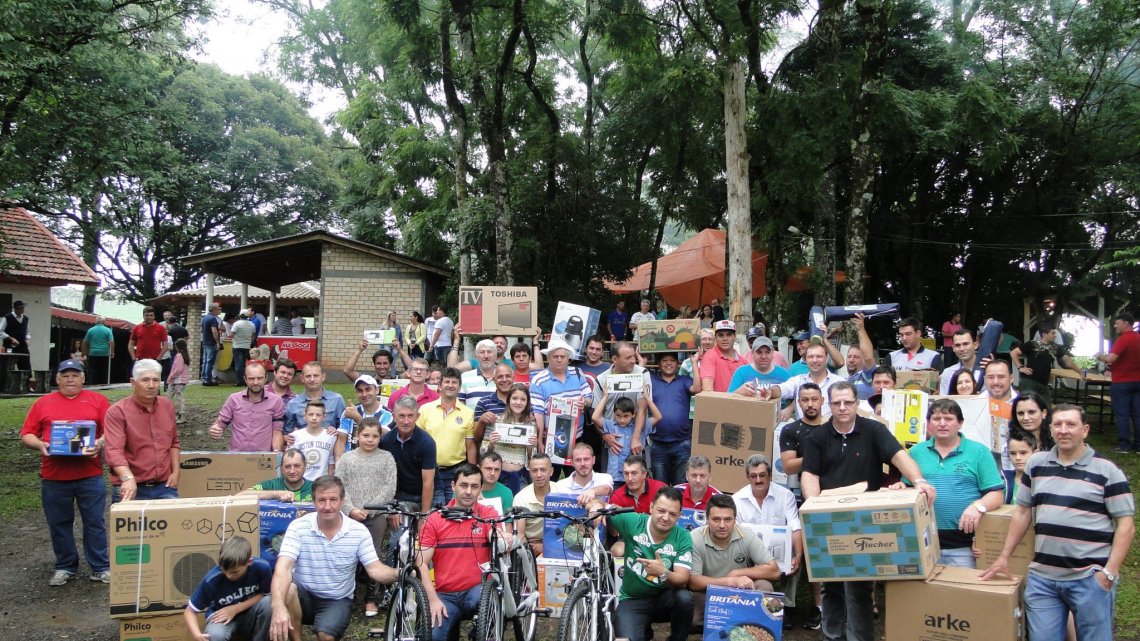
[339,374,393,458]
[728,336,791,396]
[20,359,112,586]
[699,320,748,392]
[788,330,811,376]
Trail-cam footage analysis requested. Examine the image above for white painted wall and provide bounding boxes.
[1,283,52,371]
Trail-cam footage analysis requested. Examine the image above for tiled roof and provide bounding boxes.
[0,207,99,286]
[51,306,134,330]
[156,280,321,301]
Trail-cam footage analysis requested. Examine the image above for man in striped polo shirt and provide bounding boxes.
[269,475,397,641]
[980,404,1135,641]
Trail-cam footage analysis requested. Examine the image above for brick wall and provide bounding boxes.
[186,301,203,380]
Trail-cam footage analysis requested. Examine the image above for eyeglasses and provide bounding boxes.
[829,400,856,407]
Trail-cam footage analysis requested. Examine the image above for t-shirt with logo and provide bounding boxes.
[419,501,497,593]
[188,557,272,617]
[609,512,693,600]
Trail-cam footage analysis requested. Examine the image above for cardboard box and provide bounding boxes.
[691,393,779,493]
[703,586,785,641]
[740,523,794,574]
[458,286,539,334]
[544,397,579,465]
[537,558,577,617]
[885,565,1023,641]
[120,613,204,641]
[800,486,940,582]
[882,389,929,448]
[550,301,600,359]
[637,319,701,353]
[258,500,315,567]
[975,505,1034,578]
[492,422,534,467]
[364,328,397,345]
[605,372,644,394]
[934,395,1011,459]
[542,493,590,563]
[110,495,259,618]
[897,370,939,394]
[678,507,707,532]
[49,419,96,456]
[178,451,279,498]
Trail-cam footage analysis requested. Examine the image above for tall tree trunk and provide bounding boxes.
[440,5,471,285]
[79,191,103,312]
[724,60,752,325]
[814,169,837,307]
[579,0,594,163]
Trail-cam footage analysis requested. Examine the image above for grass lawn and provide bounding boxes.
[1,381,1138,638]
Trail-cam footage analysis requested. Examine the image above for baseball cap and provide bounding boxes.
[542,338,575,355]
[751,336,774,351]
[354,374,379,387]
[791,330,810,342]
[745,327,763,342]
[57,359,85,373]
[13,300,24,308]
[713,320,736,333]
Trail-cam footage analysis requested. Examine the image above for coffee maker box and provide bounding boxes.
[551,301,600,360]
[49,420,97,456]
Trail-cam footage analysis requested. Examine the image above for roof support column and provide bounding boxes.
[205,273,215,309]
[240,283,249,312]
[268,292,277,333]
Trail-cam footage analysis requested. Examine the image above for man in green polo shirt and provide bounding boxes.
[82,315,116,384]
[609,486,693,641]
[243,449,313,502]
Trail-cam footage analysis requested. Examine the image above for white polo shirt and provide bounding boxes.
[554,472,614,497]
[731,483,802,531]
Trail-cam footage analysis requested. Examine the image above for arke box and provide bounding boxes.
[691,392,778,493]
[885,565,1024,641]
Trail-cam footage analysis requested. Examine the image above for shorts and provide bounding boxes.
[296,581,354,640]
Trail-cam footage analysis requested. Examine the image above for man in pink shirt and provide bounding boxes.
[386,357,440,410]
[210,362,286,451]
[104,359,181,501]
[700,320,747,392]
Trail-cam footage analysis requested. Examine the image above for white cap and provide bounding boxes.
[354,374,379,387]
[713,320,736,333]
[542,338,575,355]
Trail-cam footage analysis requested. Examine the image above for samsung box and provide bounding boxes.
[458,286,539,334]
[537,558,577,617]
[801,486,939,582]
[703,586,785,641]
[49,419,97,456]
[550,301,601,359]
[542,493,588,563]
[885,565,1023,641]
[120,613,204,641]
[691,393,779,493]
[258,500,315,567]
[109,495,260,618]
[975,505,1035,578]
[178,451,279,498]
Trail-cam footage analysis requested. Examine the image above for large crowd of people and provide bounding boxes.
[17,303,1140,641]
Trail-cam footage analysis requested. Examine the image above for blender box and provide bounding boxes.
[551,301,600,359]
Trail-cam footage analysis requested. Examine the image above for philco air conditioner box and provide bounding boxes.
[110,495,259,618]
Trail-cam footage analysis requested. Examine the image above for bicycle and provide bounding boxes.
[531,505,634,641]
[363,502,436,641]
[447,507,544,641]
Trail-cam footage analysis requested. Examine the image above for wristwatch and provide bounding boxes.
[121,475,134,482]
[973,503,987,514]
[1102,569,1118,584]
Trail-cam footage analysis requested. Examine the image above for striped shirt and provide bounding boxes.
[1017,446,1134,580]
[278,512,380,599]
[530,367,592,437]
[459,369,497,412]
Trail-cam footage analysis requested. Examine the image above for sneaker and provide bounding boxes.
[803,607,822,630]
[49,570,75,586]
[90,570,111,584]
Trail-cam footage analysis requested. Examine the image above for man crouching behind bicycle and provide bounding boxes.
[599,485,694,641]
[418,462,507,641]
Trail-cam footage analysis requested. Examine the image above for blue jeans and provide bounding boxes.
[42,476,109,574]
[111,483,179,503]
[821,580,874,641]
[649,440,691,485]
[615,588,693,641]
[205,597,272,641]
[1026,572,1115,641]
[432,585,483,641]
[939,547,976,568]
[201,343,218,383]
[1111,381,1140,450]
[432,466,458,507]
[433,346,451,365]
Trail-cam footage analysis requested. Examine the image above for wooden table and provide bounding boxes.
[1052,368,1111,416]
[0,351,31,394]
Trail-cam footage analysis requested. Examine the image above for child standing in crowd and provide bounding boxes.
[592,393,660,488]
[483,383,539,492]
[167,338,190,423]
[335,418,397,617]
[291,400,337,480]
[1005,432,1037,503]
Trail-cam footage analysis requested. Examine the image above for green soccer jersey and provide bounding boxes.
[251,477,314,502]
[481,482,514,511]
[610,512,693,599]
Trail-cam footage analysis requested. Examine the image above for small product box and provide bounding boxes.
[739,523,794,574]
[545,397,579,465]
[537,558,577,617]
[542,494,588,563]
[881,389,929,448]
[550,301,601,360]
[975,505,1035,578]
[703,586,785,641]
[800,485,940,582]
[258,500,315,567]
[637,319,701,353]
[49,420,97,456]
[493,422,536,447]
[885,565,1023,641]
[678,507,707,533]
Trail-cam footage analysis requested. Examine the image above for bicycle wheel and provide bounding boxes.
[476,576,505,641]
[555,582,596,641]
[509,546,539,641]
[386,574,431,641]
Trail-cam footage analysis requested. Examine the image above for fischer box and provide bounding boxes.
[537,558,577,617]
[885,565,1024,641]
[975,505,1035,578]
[120,613,204,641]
[48,419,97,456]
[258,500,315,567]
[703,586,786,641]
[109,495,260,618]
[178,451,279,498]
[800,486,940,582]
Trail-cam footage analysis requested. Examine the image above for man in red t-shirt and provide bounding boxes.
[1099,313,1140,452]
[19,359,111,587]
[128,306,169,361]
[418,463,501,641]
[609,455,667,514]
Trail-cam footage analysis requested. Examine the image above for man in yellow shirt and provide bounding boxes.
[416,367,476,505]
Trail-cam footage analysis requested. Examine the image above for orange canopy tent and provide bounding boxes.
[606,228,767,310]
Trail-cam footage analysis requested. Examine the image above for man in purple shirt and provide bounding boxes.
[209,362,286,452]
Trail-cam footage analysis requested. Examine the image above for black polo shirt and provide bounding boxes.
[380,426,438,502]
[801,416,902,491]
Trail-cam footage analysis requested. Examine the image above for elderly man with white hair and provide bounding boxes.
[104,359,181,502]
[458,339,500,421]
[82,315,116,384]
